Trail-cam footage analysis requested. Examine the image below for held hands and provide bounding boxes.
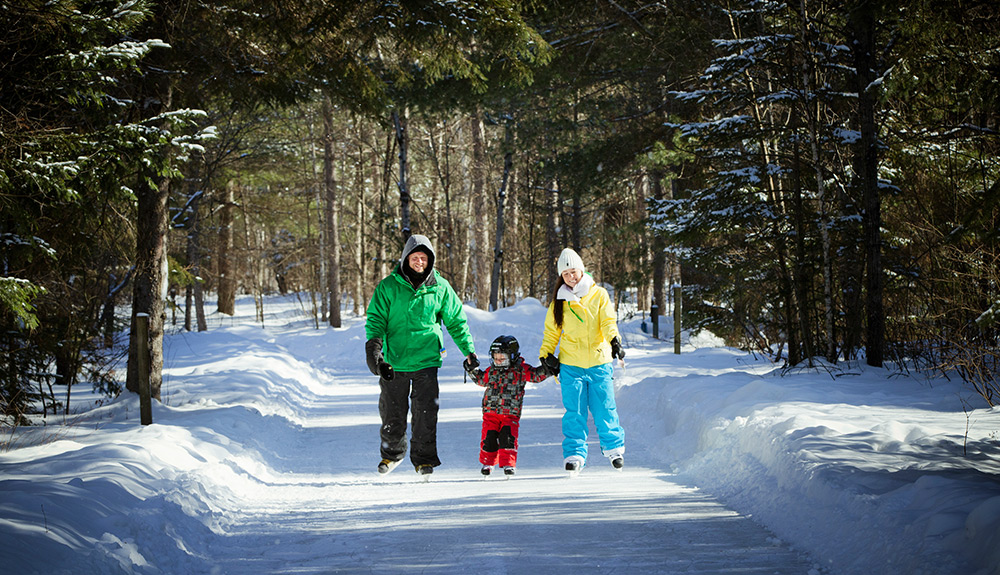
[540,353,560,376]
[610,336,625,361]
[463,353,480,373]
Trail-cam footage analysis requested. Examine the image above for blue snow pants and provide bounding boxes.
[559,363,625,460]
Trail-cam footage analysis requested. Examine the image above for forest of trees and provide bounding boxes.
[2,0,998,424]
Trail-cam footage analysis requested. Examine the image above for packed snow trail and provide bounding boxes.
[186,373,816,574]
[0,300,819,574]
[5,296,997,574]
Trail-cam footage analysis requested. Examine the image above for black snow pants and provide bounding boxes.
[378,367,441,468]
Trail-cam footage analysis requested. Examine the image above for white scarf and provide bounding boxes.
[557,273,593,302]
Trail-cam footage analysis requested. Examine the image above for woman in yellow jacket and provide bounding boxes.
[539,248,626,473]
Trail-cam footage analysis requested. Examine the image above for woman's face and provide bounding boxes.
[561,268,582,288]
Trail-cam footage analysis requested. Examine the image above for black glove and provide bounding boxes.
[610,336,625,360]
[365,338,383,376]
[463,353,480,373]
[378,361,395,381]
[541,354,560,376]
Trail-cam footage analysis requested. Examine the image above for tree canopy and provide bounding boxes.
[3,0,1000,423]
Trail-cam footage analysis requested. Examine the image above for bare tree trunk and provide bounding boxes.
[570,190,581,252]
[525,166,540,299]
[489,118,514,311]
[309,112,328,323]
[667,179,682,291]
[634,173,649,312]
[505,155,520,306]
[457,121,472,298]
[353,139,366,315]
[470,112,491,309]
[428,122,457,282]
[239,188,264,324]
[217,180,236,315]
[323,94,342,327]
[791,143,816,363]
[545,179,562,294]
[651,171,666,316]
[799,0,836,362]
[769,177,801,365]
[850,3,884,367]
[392,108,412,243]
[127,171,169,400]
[103,268,131,347]
[374,130,392,279]
[184,180,207,332]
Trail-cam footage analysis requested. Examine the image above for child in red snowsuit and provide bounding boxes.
[464,335,551,477]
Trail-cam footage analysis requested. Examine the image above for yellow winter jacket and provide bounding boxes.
[540,279,620,369]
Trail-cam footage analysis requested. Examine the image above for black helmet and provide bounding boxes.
[489,335,520,369]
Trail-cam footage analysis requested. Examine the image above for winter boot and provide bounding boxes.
[415,464,434,476]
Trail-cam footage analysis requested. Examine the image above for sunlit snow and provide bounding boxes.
[1,295,998,574]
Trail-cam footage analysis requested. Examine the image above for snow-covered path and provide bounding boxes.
[190,370,814,575]
[14,296,997,574]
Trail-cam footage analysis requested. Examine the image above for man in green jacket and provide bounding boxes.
[365,234,478,477]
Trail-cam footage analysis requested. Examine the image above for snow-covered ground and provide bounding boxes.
[2,295,999,575]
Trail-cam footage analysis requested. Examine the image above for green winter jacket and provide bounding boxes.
[365,235,475,372]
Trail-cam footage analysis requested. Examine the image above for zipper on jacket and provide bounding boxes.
[567,303,584,323]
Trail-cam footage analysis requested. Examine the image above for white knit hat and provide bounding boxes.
[557,248,586,274]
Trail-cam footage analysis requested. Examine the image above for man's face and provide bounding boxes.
[408,251,429,273]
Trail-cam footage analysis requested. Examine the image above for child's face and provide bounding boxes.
[492,351,509,367]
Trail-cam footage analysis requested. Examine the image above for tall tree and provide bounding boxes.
[848,0,886,367]
[489,117,515,311]
[1,1,164,416]
[322,93,343,327]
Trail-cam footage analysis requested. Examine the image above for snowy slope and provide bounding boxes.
[1,295,999,574]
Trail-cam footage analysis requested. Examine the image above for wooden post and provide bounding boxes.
[136,313,153,425]
[673,286,682,355]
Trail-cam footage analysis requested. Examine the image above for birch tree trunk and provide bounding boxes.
[429,124,457,282]
[545,179,562,295]
[375,130,392,280]
[458,121,472,298]
[353,138,366,315]
[217,180,236,315]
[323,94,342,327]
[489,119,514,311]
[310,113,328,322]
[184,180,206,332]
[470,112,490,309]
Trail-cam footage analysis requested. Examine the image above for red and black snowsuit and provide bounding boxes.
[469,357,549,468]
